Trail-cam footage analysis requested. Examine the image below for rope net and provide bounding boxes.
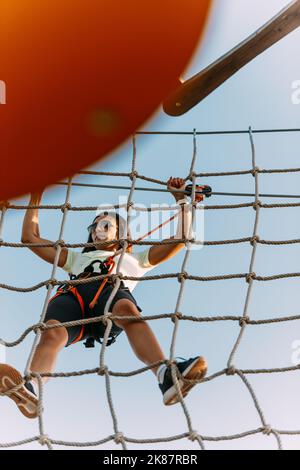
[0,127,300,450]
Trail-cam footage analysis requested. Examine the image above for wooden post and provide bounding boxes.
[163,0,300,116]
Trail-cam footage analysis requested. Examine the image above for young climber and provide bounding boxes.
[0,177,207,418]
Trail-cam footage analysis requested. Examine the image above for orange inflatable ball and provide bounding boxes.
[0,0,211,200]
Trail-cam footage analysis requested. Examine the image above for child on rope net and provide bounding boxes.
[0,177,207,419]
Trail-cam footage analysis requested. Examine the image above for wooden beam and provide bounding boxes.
[163,0,300,116]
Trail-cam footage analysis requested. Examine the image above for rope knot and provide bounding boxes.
[251,166,261,177]
[38,434,50,446]
[48,278,58,287]
[252,201,262,211]
[97,366,108,376]
[33,322,46,334]
[61,202,71,212]
[54,239,65,248]
[188,172,197,181]
[226,366,237,376]
[111,273,121,283]
[119,239,128,249]
[101,315,110,327]
[126,201,134,211]
[239,316,250,327]
[262,425,272,436]
[246,272,256,284]
[171,312,183,323]
[250,235,260,246]
[177,271,188,283]
[166,359,177,368]
[126,237,133,247]
[114,432,125,445]
[188,431,199,442]
[129,170,138,181]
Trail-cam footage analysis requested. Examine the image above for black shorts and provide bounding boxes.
[44,279,142,347]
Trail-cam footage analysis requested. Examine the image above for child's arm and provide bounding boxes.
[148,177,193,266]
[21,191,68,268]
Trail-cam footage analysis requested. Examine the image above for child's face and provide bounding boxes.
[91,214,118,249]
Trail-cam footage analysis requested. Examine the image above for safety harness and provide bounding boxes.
[48,184,212,348]
[48,257,118,348]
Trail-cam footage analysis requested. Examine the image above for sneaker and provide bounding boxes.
[159,356,207,406]
[0,364,38,419]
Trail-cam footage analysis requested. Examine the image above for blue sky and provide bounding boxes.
[1,0,300,450]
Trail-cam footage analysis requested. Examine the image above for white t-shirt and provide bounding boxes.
[62,248,154,292]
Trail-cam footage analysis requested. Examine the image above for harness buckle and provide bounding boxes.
[83,337,95,348]
[83,333,120,348]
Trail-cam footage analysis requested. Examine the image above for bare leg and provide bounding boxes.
[29,320,68,388]
[112,299,166,376]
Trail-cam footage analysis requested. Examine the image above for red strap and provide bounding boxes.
[48,289,64,304]
[89,258,115,310]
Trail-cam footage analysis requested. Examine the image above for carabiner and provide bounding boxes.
[185,184,212,198]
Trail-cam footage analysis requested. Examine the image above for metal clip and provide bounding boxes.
[185,184,212,198]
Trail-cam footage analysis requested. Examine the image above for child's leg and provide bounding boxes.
[0,319,68,419]
[111,299,166,375]
[29,319,68,387]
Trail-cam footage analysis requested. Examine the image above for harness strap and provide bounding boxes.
[48,286,85,345]
[88,257,115,310]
